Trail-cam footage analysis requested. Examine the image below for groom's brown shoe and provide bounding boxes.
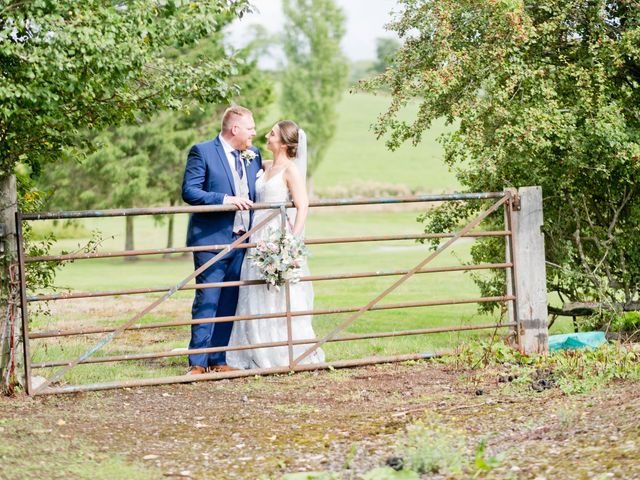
[208,365,239,373]
[186,365,206,375]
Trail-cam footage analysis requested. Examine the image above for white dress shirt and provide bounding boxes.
[219,135,250,233]
[219,135,248,188]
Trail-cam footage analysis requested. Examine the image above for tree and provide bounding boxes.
[363,1,640,316]
[280,0,349,194]
[0,0,251,392]
[371,37,400,74]
[40,124,155,257]
[38,36,275,254]
[0,1,250,178]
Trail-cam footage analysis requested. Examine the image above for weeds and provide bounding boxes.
[556,406,579,430]
[472,438,504,477]
[387,417,504,478]
[398,420,467,475]
[452,340,640,395]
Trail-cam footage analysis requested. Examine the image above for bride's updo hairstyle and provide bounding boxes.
[277,120,299,158]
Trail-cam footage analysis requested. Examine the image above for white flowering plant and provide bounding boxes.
[249,228,308,290]
[240,149,257,165]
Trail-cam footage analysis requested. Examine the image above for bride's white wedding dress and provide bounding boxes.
[226,167,325,369]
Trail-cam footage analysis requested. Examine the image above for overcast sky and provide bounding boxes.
[226,0,400,67]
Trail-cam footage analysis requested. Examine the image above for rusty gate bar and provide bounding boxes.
[505,193,521,341]
[30,210,280,395]
[279,205,295,368]
[24,230,510,263]
[14,212,32,396]
[30,294,515,340]
[36,351,456,396]
[20,192,506,221]
[16,192,519,395]
[292,195,510,367]
[285,282,294,368]
[27,262,513,302]
[31,321,516,369]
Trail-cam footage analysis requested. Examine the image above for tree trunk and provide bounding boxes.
[164,200,175,259]
[0,174,18,394]
[124,215,137,262]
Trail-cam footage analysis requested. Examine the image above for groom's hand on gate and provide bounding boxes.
[224,196,254,210]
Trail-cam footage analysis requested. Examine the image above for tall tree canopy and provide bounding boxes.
[280,0,348,190]
[364,0,640,312]
[37,34,275,252]
[0,0,249,179]
[371,37,400,74]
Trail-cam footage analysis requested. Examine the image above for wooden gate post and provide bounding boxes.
[1,174,18,393]
[512,186,548,354]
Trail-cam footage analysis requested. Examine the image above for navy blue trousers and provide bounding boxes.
[188,245,245,367]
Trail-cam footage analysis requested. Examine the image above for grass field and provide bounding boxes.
[313,92,458,195]
[253,90,459,196]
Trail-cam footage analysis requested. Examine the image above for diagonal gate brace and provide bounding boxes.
[32,210,280,395]
[292,194,510,367]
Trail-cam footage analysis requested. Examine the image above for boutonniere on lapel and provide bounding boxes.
[240,149,257,166]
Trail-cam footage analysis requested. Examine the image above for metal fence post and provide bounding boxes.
[280,206,294,368]
[512,186,549,354]
[15,212,32,394]
[503,188,518,346]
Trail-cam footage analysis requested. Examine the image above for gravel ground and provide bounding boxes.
[1,361,639,479]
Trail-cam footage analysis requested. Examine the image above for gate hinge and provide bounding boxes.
[511,194,521,211]
[0,223,5,254]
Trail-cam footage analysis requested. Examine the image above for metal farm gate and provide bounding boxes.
[14,188,548,395]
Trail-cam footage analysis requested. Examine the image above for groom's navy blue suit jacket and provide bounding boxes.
[181,135,262,247]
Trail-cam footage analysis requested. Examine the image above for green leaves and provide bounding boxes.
[0,0,250,178]
[365,0,640,309]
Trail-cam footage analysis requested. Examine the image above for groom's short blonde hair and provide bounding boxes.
[221,105,253,133]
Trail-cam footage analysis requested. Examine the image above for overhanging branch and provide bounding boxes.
[548,301,640,317]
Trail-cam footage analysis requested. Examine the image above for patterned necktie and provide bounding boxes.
[232,150,243,179]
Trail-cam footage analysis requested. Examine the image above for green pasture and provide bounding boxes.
[258,91,459,195]
[315,92,458,194]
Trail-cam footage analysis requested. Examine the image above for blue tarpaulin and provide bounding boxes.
[548,331,607,351]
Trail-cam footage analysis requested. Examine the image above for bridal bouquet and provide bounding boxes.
[249,228,308,290]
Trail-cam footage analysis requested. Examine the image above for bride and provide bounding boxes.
[226,120,325,369]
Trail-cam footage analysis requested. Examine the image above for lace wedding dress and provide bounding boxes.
[226,167,325,369]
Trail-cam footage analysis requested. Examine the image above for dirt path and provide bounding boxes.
[1,361,639,479]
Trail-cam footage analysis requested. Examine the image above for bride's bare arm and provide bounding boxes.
[284,163,309,237]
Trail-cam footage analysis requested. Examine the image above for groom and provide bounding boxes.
[181,105,262,375]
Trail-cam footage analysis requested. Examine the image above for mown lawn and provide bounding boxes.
[313,92,458,195]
